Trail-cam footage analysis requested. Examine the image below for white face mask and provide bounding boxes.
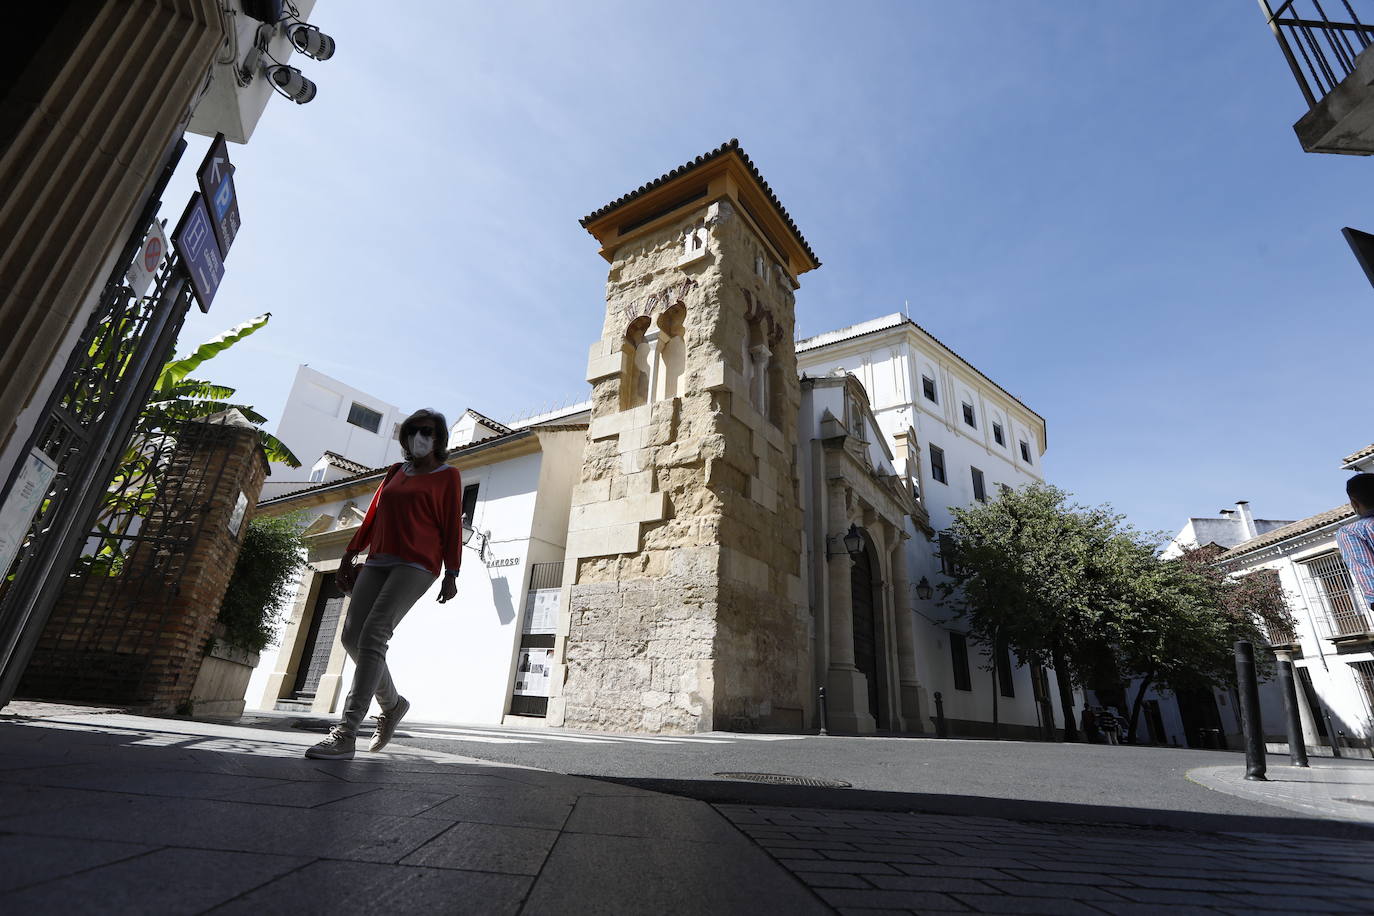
[408,432,434,459]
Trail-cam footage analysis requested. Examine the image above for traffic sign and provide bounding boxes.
[173,192,224,313]
[197,133,241,259]
[125,219,168,298]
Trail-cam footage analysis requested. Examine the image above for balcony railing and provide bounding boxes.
[1260,1,1374,107]
[1265,620,1301,649]
[1301,551,1374,641]
[1319,601,1374,640]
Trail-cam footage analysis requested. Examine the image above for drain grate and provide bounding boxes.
[1339,797,1374,807]
[714,771,851,788]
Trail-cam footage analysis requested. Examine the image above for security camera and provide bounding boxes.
[286,22,336,61]
[266,65,317,104]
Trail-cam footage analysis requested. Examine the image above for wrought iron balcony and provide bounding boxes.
[1264,620,1301,650]
[1318,602,1374,641]
[1260,1,1374,153]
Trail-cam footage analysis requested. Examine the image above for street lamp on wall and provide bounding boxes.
[914,576,934,601]
[827,523,866,560]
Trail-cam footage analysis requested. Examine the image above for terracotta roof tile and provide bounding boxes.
[1342,442,1374,466]
[320,451,370,475]
[580,139,819,269]
[1218,504,1356,560]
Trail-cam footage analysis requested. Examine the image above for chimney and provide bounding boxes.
[1235,501,1258,540]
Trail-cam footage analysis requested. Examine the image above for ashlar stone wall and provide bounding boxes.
[554,198,810,733]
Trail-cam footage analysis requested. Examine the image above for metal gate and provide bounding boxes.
[17,416,244,704]
[0,140,195,704]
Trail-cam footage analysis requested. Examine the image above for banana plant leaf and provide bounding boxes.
[155,313,271,391]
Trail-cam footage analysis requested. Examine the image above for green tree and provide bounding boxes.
[938,483,1140,742]
[1115,546,1291,743]
[216,512,306,653]
[92,314,300,567]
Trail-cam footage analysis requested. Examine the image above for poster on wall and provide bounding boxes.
[0,448,58,577]
[514,647,554,697]
[522,588,560,635]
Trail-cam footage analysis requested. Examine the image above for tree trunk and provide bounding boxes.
[991,664,1000,739]
[1127,671,1154,745]
[1052,644,1078,743]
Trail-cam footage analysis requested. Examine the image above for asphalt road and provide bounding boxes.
[266,716,1374,839]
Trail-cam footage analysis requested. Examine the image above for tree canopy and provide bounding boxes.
[937,483,1295,743]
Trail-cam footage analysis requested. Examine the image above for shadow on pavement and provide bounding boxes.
[588,775,1374,840]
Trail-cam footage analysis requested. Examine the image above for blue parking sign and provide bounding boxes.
[172,193,224,312]
[197,133,241,259]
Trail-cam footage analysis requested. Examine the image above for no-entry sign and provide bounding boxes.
[125,220,168,298]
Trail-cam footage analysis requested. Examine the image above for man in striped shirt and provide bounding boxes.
[1336,473,1374,610]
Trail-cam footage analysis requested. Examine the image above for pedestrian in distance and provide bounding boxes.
[306,409,464,760]
[1337,473,1374,620]
[1080,704,1100,743]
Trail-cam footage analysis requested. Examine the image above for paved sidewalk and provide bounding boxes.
[1188,761,1374,824]
[5,706,1373,914]
[717,804,1374,913]
[0,706,823,914]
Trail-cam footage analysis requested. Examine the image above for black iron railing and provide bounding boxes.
[1260,1,1374,107]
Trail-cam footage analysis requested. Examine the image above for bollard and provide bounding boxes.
[1233,640,1267,781]
[817,686,829,737]
[1276,660,1309,768]
[933,691,948,738]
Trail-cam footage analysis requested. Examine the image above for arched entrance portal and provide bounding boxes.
[850,547,883,726]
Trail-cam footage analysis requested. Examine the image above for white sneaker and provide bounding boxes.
[370,696,410,752]
[305,725,356,760]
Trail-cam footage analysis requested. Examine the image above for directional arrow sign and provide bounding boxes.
[173,192,224,313]
[196,132,241,259]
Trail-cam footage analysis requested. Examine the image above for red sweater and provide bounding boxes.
[346,463,464,576]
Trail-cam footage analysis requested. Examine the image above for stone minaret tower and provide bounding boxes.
[546,141,821,733]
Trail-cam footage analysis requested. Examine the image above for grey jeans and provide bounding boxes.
[339,564,435,734]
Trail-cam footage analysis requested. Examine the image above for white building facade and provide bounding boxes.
[263,365,406,496]
[1214,446,1374,756]
[796,315,1066,739]
[246,411,588,725]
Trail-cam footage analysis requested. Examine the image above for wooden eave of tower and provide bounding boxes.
[580,139,821,280]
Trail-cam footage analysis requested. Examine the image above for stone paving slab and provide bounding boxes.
[716,803,1374,914]
[0,708,821,913]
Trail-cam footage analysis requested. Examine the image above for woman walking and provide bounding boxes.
[306,408,464,760]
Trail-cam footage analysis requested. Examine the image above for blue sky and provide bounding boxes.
[164,1,1373,540]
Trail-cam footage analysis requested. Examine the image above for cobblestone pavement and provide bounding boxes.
[717,804,1374,914]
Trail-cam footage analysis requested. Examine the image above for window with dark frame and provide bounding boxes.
[950,632,972,691]
[929,443,947,484]
[921,375,938,403]
[993,422,1005,446]
[997,643,1015,697]
[347,401,382,433]
[961,402,976,428]
[971,466,986,502]
[939,532,959,576]
[1019,440,1032,464]
[462,483,480,527]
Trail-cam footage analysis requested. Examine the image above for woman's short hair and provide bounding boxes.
[399,408,450,462]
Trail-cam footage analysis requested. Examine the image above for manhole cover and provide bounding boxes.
[714,772,851,788]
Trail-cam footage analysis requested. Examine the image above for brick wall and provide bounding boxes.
[21,418,268,713]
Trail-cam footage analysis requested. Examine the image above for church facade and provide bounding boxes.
[246,142,1065,737]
